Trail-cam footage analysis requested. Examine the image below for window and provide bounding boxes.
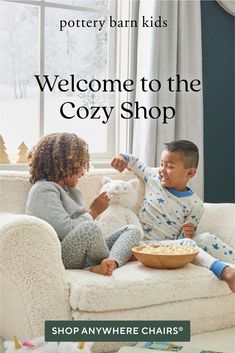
[0,1,40,165]
[0,0,117,168]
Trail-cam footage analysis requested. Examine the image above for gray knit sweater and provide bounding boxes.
[25,180,92,240]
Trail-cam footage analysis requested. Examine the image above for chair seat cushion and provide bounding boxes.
[66,262,231,312]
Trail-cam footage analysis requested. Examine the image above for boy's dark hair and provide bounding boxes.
[28,132,89,184]
[164,140,199,168]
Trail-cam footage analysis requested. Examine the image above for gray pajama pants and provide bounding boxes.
[61,221,142,269]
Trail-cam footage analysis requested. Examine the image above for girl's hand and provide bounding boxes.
[89,192,110,219]
[182,222,196,238]
[111,155,129,172]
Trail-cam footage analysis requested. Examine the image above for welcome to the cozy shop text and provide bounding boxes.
[34,75,201,125]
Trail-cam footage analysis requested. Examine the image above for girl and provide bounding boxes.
[25,132,141,276]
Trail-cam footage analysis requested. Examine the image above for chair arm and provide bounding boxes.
[196,203,235,249]
[0,213,71,341]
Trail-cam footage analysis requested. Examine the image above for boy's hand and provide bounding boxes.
[182,222,196,238]
[111,155,129,172]
[89,192,109,219]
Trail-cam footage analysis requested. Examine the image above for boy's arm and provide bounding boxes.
[111,153,151,180]
[181,199,204,238]
[181,222,196,238]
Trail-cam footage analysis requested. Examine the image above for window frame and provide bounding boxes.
[1,0,136,170]
[0,0,116,170]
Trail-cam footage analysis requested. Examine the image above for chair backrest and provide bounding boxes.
[0,169,145,215]
[0,171,31,214]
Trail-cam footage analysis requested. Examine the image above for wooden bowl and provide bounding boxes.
[132,245,199,269]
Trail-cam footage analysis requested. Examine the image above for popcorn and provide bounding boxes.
[141,244,197,255]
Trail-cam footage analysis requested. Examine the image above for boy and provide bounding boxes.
[111,140,235,292]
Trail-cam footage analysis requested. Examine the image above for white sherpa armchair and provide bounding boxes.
[0,170,235,353]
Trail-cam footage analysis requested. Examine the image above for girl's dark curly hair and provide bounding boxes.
[29,132,90,184]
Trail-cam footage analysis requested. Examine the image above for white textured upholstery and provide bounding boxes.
[196,203,235,248]
[0,213,71,340]
[0,170,235,353]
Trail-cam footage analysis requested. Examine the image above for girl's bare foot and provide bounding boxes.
[221,267,235,293]
[90,259,117,276]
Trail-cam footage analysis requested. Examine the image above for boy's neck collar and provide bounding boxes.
[157,175,193,197]
[166,187,193,197]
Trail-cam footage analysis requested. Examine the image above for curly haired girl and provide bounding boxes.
[26,132,141,275]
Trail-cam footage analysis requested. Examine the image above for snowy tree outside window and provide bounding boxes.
[0,0,114,165]
[0,1,39,163]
